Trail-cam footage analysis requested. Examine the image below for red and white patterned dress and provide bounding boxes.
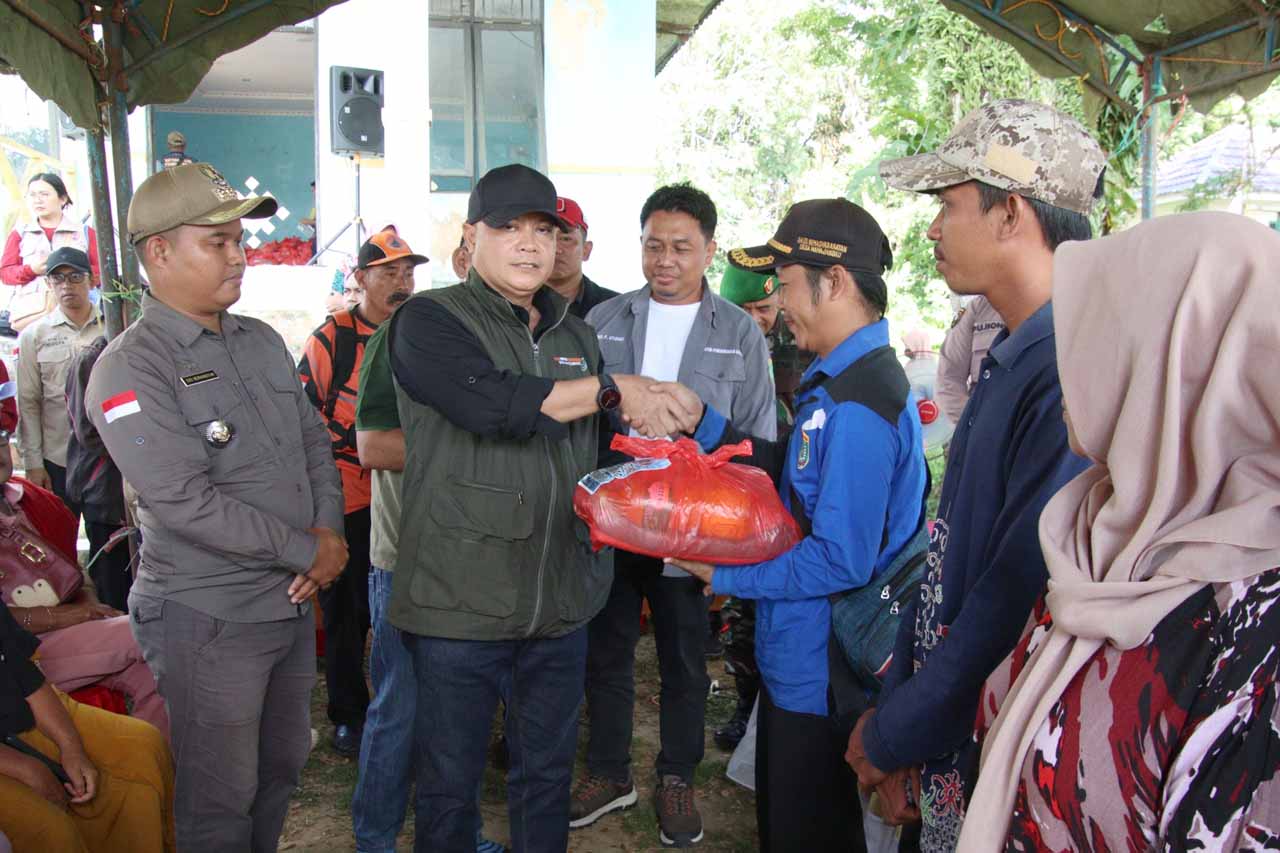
[971,568,1280,851]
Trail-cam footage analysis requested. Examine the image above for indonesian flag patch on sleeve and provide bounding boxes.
[102,390,142,423]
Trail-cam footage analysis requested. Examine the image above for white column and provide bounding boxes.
[315,0,432,267]
[544,0,657,292]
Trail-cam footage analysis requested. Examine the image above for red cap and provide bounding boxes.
[556,197,588,234]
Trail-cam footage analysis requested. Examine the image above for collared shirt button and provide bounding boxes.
[982,369,991,380]
[467,375,477,384]
[968,417,974,427]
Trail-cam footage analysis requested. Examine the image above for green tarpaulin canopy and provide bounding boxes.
[944,0,1280,115]
[0,0,347,339]
[0,0,345,130]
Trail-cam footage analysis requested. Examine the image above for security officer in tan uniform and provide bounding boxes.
[86,163,347,852]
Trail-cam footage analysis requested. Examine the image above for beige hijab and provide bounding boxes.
[958,212,1280,850]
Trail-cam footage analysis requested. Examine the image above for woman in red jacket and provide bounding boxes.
[0,174,99,332]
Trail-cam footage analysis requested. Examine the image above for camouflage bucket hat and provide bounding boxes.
[878,99,1106,216]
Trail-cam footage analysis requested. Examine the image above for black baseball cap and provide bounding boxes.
[46,246,92,274]
[467,164,572,230]
[727,199,893,277]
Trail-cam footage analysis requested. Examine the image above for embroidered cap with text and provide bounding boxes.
[727,198,893,278]
[877,98,1106,215]
[127,162,278,245]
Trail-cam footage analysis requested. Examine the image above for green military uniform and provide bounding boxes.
[719,266,811,428]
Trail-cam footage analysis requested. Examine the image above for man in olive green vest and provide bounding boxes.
[386,164,696,853]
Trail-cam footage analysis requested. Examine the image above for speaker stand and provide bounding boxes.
[307,154,365,265]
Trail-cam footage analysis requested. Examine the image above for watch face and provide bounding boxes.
[599,387,622,411]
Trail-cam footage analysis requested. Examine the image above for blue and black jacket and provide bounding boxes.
[695,319,928,718]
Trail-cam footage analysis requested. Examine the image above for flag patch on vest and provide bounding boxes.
[553,356,588,371]
[102,390,142,423]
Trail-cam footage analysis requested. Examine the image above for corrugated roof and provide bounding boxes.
[657,0,723,73]
[1158,124,1280,197]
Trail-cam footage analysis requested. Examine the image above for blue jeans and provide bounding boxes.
[406,627,588,853]
[352,568,416,853]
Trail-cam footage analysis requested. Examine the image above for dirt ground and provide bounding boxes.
[278,632,760,852]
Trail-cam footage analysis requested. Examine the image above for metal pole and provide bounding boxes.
[353,155,363,253]
[87,130,125,340]
[1140,62,1156,220]
[105,5,140,313]
[45,102,61,165]
[2,0,105,70]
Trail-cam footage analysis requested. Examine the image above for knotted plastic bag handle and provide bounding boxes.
[609,435,752,470]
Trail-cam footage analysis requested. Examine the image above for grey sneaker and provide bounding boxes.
[568,773,637,829]
[654,775,703,847]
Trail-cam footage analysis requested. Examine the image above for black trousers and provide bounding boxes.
[43,459,81,526]
[319,507,372,727]
[756,686,865,852]
[584,549,709,783]
[86,520,132,612]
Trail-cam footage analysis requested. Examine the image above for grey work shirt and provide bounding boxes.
[586,282,777,441]
[86,293,344,622]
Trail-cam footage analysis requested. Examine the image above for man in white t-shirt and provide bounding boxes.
[575,184,775,848]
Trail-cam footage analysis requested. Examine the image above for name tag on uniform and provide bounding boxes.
[180,370,219,387]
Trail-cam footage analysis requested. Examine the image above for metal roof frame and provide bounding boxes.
[944,0,1280,217]
[1,0,344,338]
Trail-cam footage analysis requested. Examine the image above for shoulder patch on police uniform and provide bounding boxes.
[797,431,811,470]
[180,370,219,387]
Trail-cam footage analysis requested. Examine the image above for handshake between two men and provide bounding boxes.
[282,376,703,606]
[611,376,705,439]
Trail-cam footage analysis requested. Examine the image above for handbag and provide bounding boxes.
[6,286,56,333]
[0,508,83,608]
[830,522,930,697]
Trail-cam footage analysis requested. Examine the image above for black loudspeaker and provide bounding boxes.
[330,66,385,156]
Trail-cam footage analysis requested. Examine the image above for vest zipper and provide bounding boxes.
[524,300,573,637]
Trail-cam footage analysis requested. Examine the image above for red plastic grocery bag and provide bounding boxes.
[573,435,802,565]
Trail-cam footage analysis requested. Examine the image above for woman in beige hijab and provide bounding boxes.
[956,211,1280,851]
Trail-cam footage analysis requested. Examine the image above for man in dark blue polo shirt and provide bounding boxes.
[665,198,928,851]
[842,99,1106,852]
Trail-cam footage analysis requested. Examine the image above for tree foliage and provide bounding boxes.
[657,0,1274,335]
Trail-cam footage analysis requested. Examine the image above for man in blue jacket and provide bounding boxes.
[666,198,928,851]
[843,99,1105,852]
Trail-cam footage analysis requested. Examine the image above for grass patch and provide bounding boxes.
[693,758,728,788]
[620,802,657,836]
[704,687,738,729]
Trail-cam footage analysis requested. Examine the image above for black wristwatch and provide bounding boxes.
[597,373,622,411]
